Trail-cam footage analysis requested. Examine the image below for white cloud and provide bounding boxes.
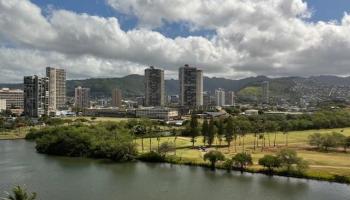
[0,0,350,83]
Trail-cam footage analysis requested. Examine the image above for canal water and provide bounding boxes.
[0,140,349,200]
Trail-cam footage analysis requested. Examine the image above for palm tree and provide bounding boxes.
[225,117,234,151]
[2,186,37,200]
[280,120,291,146]
[133,125,146,152]
[216,119,224,147]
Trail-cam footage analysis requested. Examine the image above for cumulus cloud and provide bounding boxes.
[0,0,350,83]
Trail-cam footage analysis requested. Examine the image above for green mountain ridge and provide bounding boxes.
[1,75,349,99]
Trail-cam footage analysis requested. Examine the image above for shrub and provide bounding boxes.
[137,151,165,163]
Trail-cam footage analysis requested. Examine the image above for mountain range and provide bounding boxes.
[1,75,350,99]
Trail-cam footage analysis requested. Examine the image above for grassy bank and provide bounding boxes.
[134,127,350,182]
[0,127,32,140]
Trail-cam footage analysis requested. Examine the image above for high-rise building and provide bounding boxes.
[0,88,24,109]
[215,88,225,106]
[24,76,49,118]
[225,91,235,106]
[112,88,122,107]
[262,81,270,104]
[46,67,66,112]
[74,86,90,109]
[144,66,165,107]
[179,64,203,108]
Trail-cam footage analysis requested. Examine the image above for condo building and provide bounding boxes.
[46,67,66,112]
[225,91,235,106]
[23,75,49,118]
[179,64,203,107]
[262,81,270,104]
[112,88,122,107]
[0,99,6,111]
[215,88,225,106]
[75,87,90,109]
[144,66,165,107]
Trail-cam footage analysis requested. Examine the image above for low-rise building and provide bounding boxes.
[84,108,131,117]
[0,88,24,109]
[136,107,178,120]
[244,109,259,116]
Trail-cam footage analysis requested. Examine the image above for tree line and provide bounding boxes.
[183,110,350,151]
[308,132,350,151]
[203,148,308,174]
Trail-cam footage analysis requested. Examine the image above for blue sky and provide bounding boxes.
[31,0,350,38]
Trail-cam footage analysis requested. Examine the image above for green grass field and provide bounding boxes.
[0,127,33,140]
[135,127,350,178]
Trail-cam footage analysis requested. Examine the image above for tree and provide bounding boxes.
[2,186,37,200]
[203,150,225,170]
[265,121,279,147]
[202,119,209,145]
[236,119,251,151]
[216,119,224,147]
[225,117,234,151]
[308,132,346,151]
[308,133,323,149]
[344,136,350,152]
[158,142,175,156]
[280,120,291,146]
[133,125,146,151]
[106,122,118,142]
[258,155,281,172]
[189,114,199,148]
[207,119,216,147]
[276,148,308,173]
[232,152,253,172]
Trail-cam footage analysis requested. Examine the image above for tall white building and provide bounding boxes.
[46,67,66,112]
[0,99,6,111]
[215,88,225,106]
[179,64,203,108]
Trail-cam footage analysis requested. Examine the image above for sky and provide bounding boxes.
[0,0,350,82]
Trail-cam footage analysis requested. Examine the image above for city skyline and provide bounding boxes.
[1,0,350,83]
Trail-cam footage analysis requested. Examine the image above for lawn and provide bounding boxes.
[0,127,33,140]
[135,127,350,178]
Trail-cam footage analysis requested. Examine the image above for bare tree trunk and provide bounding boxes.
[274,132,277,147]
[234,138,237,152]
[141,137,144,152]
[242,136,245,152]
[253,135,256,150]
[149,137,152,152]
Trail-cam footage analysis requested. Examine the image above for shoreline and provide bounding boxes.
[0,136,26,140]
[159,157,350,185]
[27,148,350,185]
